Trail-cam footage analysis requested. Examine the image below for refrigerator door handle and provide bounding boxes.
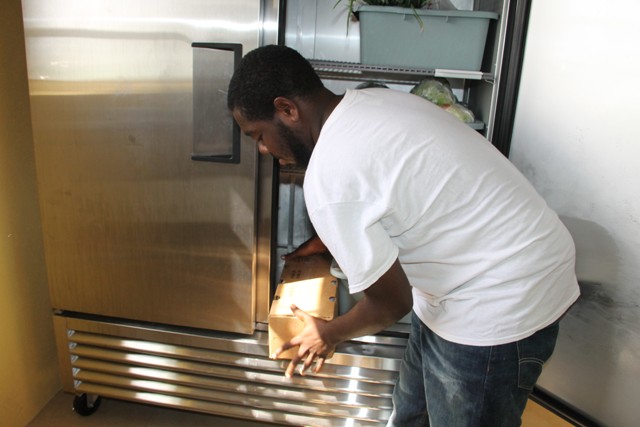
[191,42,242,164]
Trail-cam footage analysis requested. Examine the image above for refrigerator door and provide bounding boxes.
[22,0,270,334]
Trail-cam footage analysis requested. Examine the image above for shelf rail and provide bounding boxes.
[310,60,494,84]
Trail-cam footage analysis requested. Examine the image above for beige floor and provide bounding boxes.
[27,391,271,427]
[27,391,573,426]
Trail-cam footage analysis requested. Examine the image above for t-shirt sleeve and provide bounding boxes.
[308,202,399,293]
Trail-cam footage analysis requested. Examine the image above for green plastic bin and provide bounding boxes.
[358,6,499,71]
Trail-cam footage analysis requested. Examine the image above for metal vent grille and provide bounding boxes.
[59,317,405,426]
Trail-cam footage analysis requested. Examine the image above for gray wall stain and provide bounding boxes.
[537,216,640,425]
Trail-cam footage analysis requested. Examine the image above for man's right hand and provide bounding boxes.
[281,234,328,261]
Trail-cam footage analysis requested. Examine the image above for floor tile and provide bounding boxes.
[28,390,573,426]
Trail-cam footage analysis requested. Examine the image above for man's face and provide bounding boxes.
[232,108,312,168]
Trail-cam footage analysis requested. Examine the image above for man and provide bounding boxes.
[227,44,580,427]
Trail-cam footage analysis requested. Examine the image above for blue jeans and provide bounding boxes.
[387,312,559,427]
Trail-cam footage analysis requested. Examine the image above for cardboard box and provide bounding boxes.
[268,255,338,360]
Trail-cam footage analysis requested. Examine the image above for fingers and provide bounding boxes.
[276,343,304,378]
[299,353,326,376]
[281,246,314,261]
[281,250,304,261]
[281,235,328,261]
[300,352,316,376]
[284,352,326,378]
[290,304,307,321]
[274,337,319,378]
[269,306,306,358]
[285,358,298,379]
[271,304,331,378]
[270,333,301,359]
[313,356,326,374]
[274,338,328,378]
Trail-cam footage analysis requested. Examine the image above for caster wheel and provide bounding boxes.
[73,393,102,416]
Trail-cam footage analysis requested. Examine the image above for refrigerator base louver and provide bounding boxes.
[54,314,407,426]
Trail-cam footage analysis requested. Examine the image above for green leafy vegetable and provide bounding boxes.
[443,103,475,123]
[411,78,476,123]
[410,79,456,106]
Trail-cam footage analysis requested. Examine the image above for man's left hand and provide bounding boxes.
[271,304,336,378]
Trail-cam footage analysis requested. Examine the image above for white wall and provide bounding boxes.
[509,1,640,426]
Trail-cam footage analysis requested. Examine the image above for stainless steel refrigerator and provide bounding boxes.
[23,0,277,335]
[22,0,537,425]
[22,1,405,425]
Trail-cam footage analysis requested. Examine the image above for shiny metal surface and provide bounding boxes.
[55,315,406,426]
[22,0,272,334]
[477,0,510,141]
[192,44,242,162]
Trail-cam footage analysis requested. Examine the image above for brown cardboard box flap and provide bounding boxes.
[268,255,338,359]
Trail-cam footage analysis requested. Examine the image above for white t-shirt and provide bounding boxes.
[303,88,580,346]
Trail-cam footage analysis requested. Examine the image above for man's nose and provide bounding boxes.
[257,142,269,155]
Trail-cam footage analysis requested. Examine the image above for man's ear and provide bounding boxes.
[273,97,299,123]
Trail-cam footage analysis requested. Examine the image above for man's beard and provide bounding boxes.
[277,121,312,168]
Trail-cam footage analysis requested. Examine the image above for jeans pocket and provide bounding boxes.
[517,359,544,391]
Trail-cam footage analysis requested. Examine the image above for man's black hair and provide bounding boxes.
[227,45,324,121]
